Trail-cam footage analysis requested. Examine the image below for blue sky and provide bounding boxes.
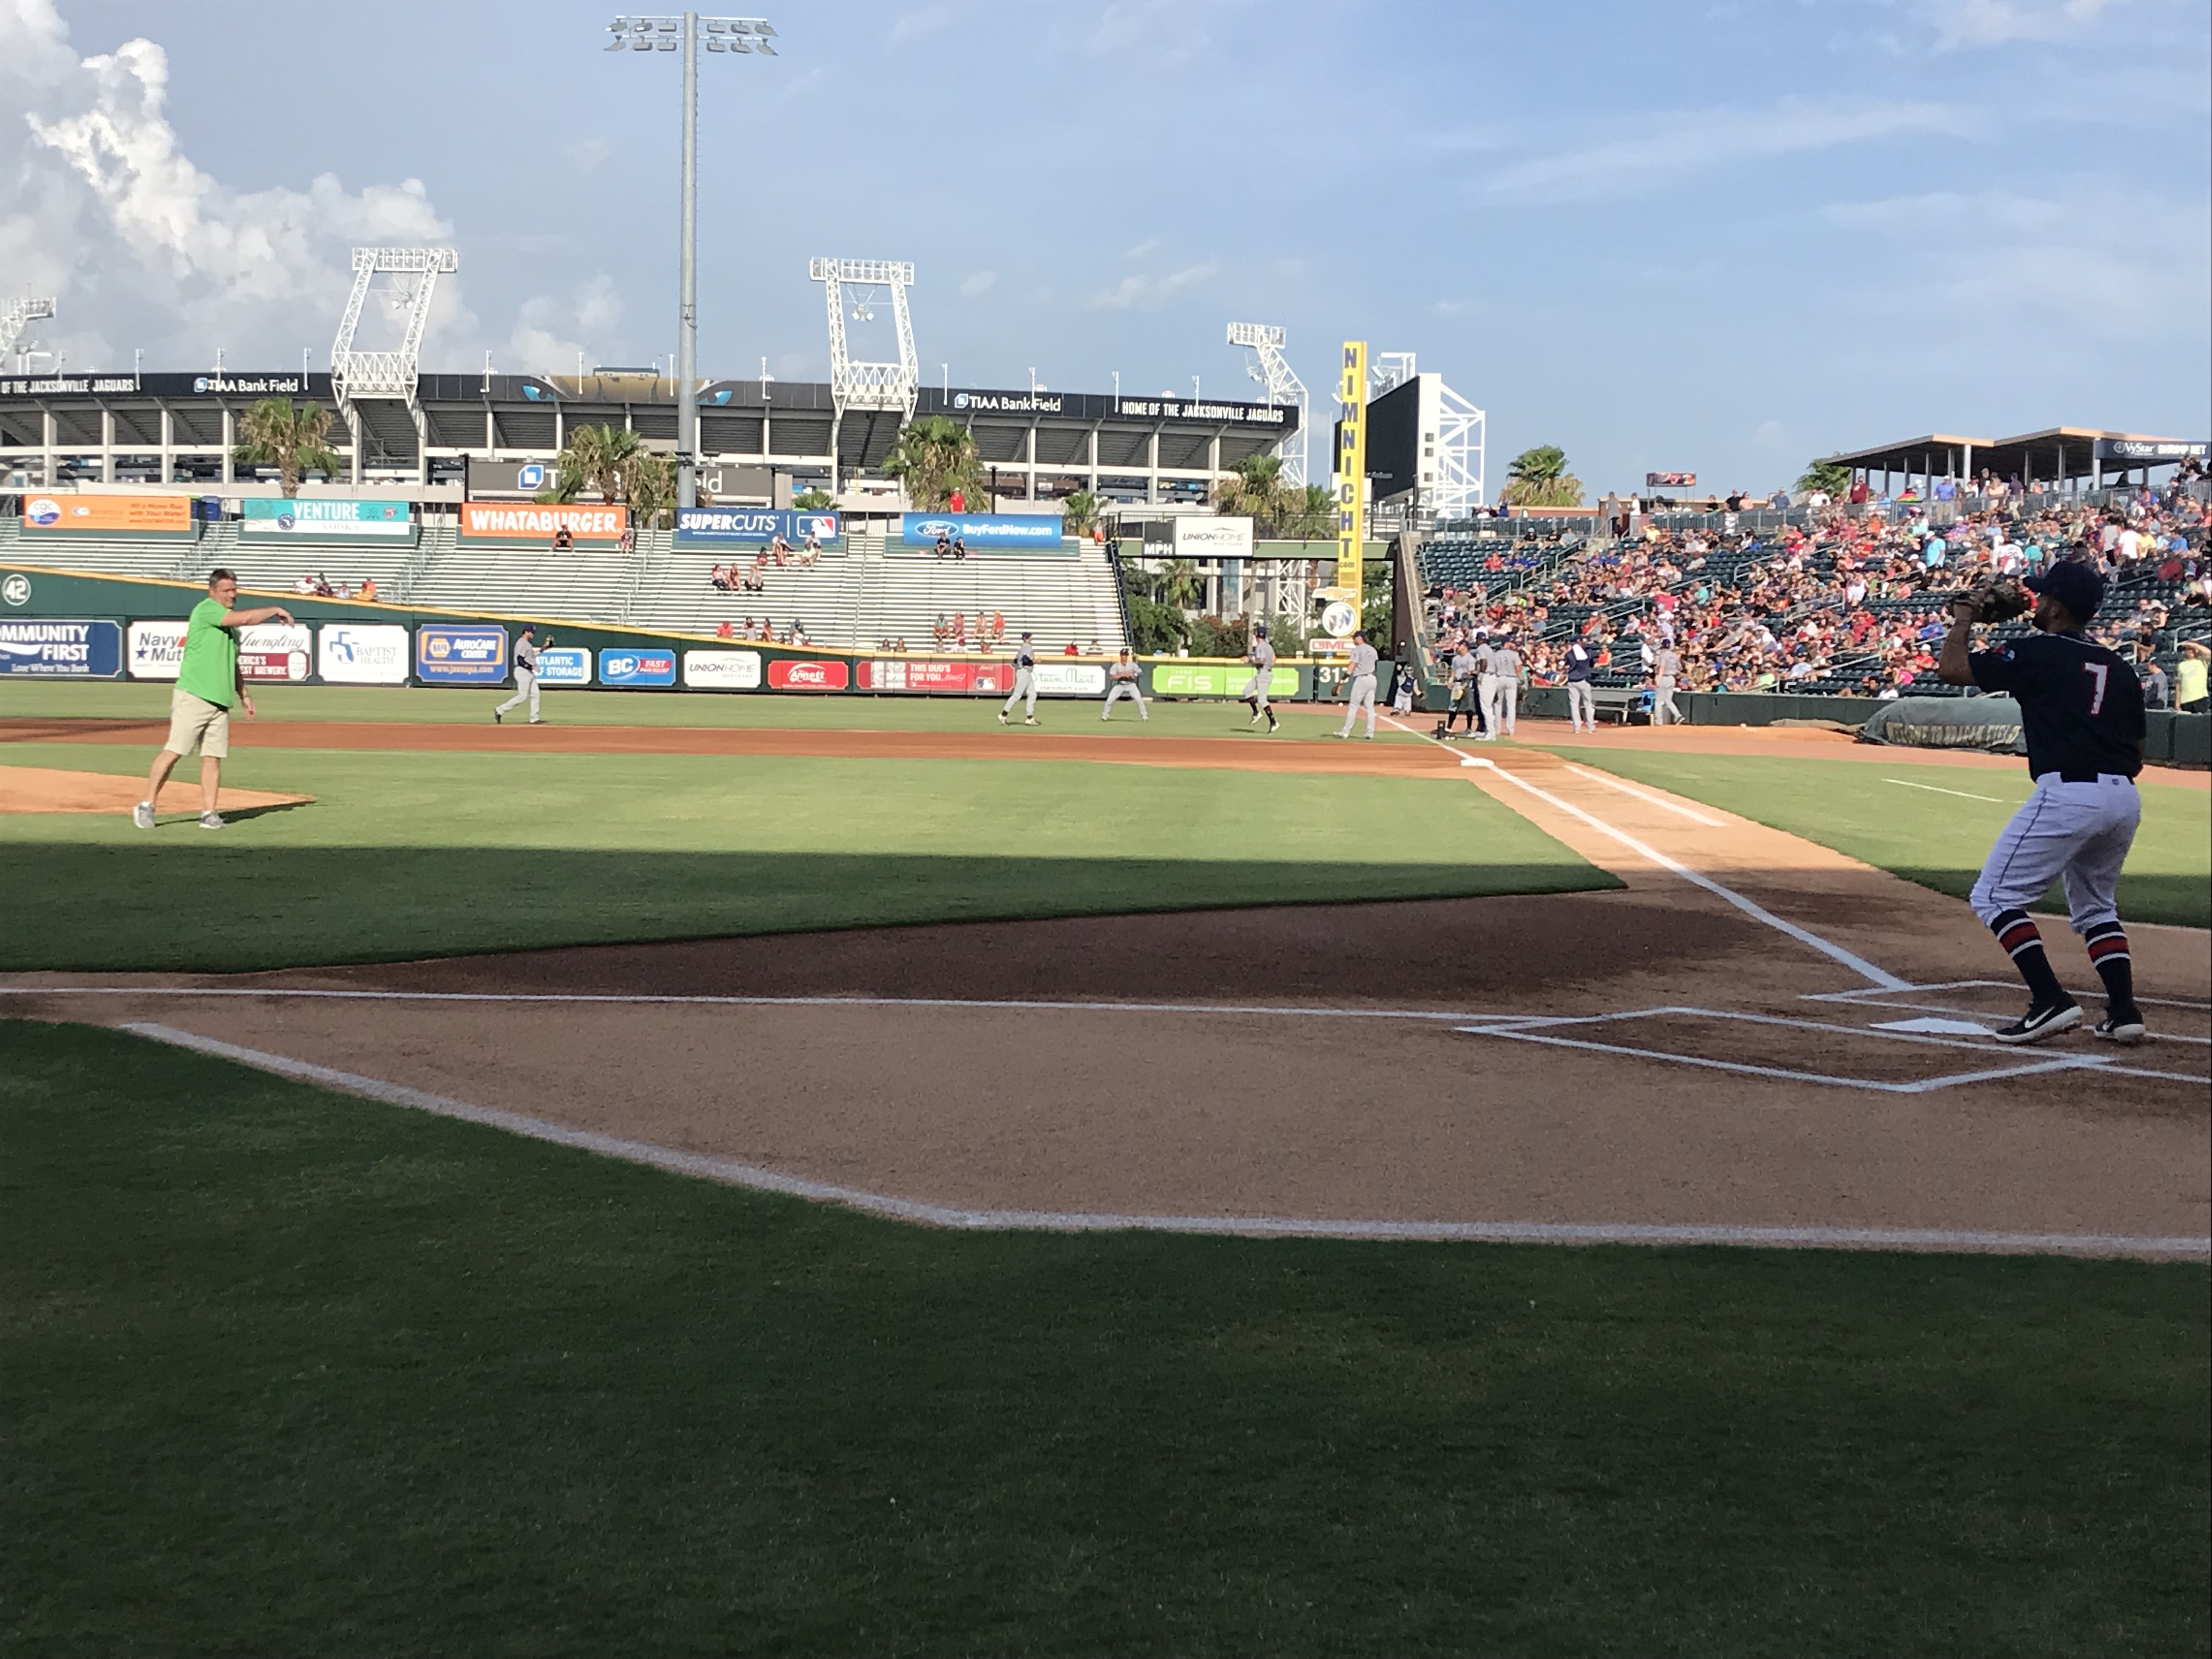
[7,0,2208,494]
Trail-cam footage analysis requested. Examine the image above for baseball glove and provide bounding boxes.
[1954,576,2033,624]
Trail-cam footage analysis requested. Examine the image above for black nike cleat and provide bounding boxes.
[1993,1000,2081,1045]
[2092,1008,2148,1045]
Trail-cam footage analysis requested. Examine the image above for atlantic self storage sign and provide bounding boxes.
[459,503,629,541]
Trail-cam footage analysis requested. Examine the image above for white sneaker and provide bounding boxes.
[997,712,1008,725]
[132,802,155,830]
[199,811,226,830]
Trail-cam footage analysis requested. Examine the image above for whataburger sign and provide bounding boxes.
[460,503,629,541]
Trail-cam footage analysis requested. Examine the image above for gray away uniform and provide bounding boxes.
[494,634,541,723]
[1002,641,1039,719]
[1242,637,1277,713]
[1103,657,1147,720]
[1483,644,1521,737]
[1339,639,1380,737]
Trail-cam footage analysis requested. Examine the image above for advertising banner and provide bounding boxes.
[459,502,628,542]
[768,657,850,692]
[466,458,562,499]
[417,623,510,685]
[535,647,592,686]
[1147,662,1297,698]
[675,507,840,546]
[597,647,678,687]
[127,618,188,679]
[1172,516,1254,557]
[238,623,312,682]
[2095,438,2207,462]
[681,648,764,689]
[1335,341,1366,635]
[1645,471,1698,488]
[899,513,1065,549]
[0,618,122,677]
[855,658,1014,694]
[315,623,410,685]
[242,498,416,540]
[21,493,196,536]
[1032,662,1107,696]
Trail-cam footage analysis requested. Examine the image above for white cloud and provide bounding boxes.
[1122,237,1161,261]
[0,0,625,374]
[1082,261,1219,312]
[566,137,610,174]
[1903,0,2126,50]
[1432,299,1466,317]
[959,269,997,298]
[1477,98,1975,199]
[888,5,955,45]
[505,275,625,377]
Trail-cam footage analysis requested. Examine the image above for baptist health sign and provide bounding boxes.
[241,498,415,539]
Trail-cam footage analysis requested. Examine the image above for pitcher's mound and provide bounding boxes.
[0,766,315,816]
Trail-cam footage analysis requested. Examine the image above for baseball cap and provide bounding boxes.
[2024,560,2105,619]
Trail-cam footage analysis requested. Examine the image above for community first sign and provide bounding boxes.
[0,618,122,677]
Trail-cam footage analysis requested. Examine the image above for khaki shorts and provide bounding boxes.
[165,688,231,759]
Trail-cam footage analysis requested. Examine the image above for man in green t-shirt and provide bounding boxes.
[134,569,295,830]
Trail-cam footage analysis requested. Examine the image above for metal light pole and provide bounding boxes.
[606,14,775,514]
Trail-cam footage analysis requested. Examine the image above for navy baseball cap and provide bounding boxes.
[2025,560,2106,619]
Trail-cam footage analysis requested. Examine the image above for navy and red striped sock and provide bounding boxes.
[1989,909,2068,1007]
[2081,921,2135,1011]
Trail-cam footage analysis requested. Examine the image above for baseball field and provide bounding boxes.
[4,680,2208,1655]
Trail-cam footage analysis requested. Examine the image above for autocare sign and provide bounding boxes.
[535,647,592,686]
[597,648,678,687]
[315,623,410,685]
[767,657,850,691]
[681,649,764,689]
[238,623,312,682]
[416,624,509,685]
[0,618,122,677]
[458,503,629,542]
[855,658,1013,694]
[898,514,1065,549]
[674,508,841,546]
[128,619,188,679]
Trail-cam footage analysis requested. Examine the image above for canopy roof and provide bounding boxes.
[1819,427,2203,484]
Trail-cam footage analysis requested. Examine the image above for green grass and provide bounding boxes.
[1540,748,2212,929]
[0,679,1425,740]
[3,1020,2204,1656]
[0,745,1610,971]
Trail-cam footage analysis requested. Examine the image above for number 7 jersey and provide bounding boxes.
[1970,631,2146,779]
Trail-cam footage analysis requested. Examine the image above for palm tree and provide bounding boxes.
[882,415,986,510]
[1157,558,1203,608]
[623,450,677,528]
[1795,459,1852,498]
[1212,453,1289,524]
[538,424,641,505]
[792,487,836,510]
[232,398,342,497]
[1060,489,1103,538]
[1502,444,1585,509]
[1278,483,1336,540]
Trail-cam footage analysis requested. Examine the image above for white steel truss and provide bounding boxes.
[810,257,916,490]
[1432,379,1487,517]
[330,247,458,399]
[1370,351,1417,400]
[1226,320,1310,487]
[2,296,57,367]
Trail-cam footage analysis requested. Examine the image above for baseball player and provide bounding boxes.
[1472,634,1503,741]
[133,568,292,831]
[1338,629,1380,738]
[1651,640,1683,726]
[1938,560,2147,1045]
[1564,631,1599,732]
[493,625,545,724]
[1483,632,1523,739]
[1239,623,1279,733]
[999,630,1040,725]
[1442,640,1480,738]
[1102,647,1148,720]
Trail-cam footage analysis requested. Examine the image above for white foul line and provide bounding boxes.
[1885,777,2008,804]
[114,1023,2212,1259]
[1378,715,1909,991]
[1564,763,1726,826]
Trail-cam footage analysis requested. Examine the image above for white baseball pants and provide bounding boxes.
[495,668,540,722]
[1242,668,1271,712]
[1970,773,2140,935]
[1479,674,1516,737]
[1103,682,1147,719]
[1566,680,1596,732]
[1002,668,1037,718]
[1652,679,1680,725]
[1339,673,1377,736]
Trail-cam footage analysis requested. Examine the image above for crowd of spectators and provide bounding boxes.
[708,529,823,597]
[932,610,1008,651]
[713,616,809,645]
[1423,471,2209,704]
[292,571,376,601]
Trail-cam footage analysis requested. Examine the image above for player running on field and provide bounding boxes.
[493,625,545,724]
[1239,623,1278,733]
[1337,629,1379,738]
[1938,559,2148,1046]
[1102,647,1148,720]
[133,568,293,831]
[999,631,1040,725]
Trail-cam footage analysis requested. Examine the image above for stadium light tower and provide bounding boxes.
[604,13,777,514]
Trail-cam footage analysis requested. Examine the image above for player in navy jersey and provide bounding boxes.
[1938,558,2147,1045]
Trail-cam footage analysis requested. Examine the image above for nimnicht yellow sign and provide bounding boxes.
[1335,341,1367,632]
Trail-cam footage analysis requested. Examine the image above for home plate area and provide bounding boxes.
[1462,990,2212,1094]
